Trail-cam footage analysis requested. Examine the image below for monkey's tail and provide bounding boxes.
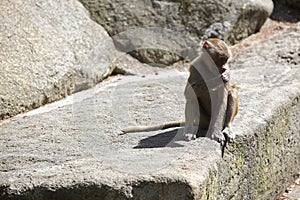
[120,120,185,134]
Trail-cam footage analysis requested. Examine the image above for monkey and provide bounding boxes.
[121,38,238,146]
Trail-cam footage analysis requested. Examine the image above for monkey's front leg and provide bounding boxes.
[221,67,230,83]
[209,86,228,144]
[222,86,238,142]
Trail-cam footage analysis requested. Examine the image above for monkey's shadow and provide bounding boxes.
[133,128,187,149]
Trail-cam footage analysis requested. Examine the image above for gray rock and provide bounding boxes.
[79,0,273,65]
[0,0,118,120]
[0,22,300,199]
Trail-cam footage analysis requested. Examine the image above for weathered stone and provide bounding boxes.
[0,22,299,199]
[79,0,273,65]
[0,0,118,120]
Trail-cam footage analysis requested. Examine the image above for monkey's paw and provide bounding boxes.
[212,131,226,144]
[182,133,196,141]
[221,71,230,83]
[222,127,235,143]
[182,127,197,141]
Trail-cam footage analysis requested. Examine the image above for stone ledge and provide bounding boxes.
[1,65,299,199]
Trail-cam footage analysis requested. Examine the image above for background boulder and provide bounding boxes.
[0,0,118,120]
[79,0,273,65]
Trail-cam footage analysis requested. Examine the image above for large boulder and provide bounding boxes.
[79,0,273,65]
[0,0,118,120]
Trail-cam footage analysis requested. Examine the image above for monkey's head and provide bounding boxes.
[202,38,232,70]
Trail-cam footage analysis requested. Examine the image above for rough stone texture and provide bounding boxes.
[1,20,300,200]
[79,0,273,65]
[0,0,118,120]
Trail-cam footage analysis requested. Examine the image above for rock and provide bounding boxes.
[0,22,299,199]
[232,23,300,69]
[0,0,118,120]
[79,0,273,65]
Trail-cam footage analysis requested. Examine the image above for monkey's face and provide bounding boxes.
[202,38,231,70]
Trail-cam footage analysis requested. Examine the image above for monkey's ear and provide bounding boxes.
[202,40,211,49]
[227,47,233,61]
[202,41,208,48]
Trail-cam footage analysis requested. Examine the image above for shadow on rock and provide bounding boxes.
[271,1,300,23]
[133,128,186,149]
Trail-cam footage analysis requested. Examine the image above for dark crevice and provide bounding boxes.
[270,1,300,23]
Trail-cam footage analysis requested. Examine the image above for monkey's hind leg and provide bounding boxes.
[183,97,200,141]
